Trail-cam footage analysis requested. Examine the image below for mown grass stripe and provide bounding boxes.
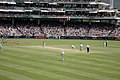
[0,75,13,80]
[1,52,120,72]
[41,60,120,79]
[4,47,120,67]
[21,60,120,80]
[0,56,119,80]
[0,61,107,80]
[67,54,120,66]
[0,69,34,80]
[17,47,120,66]
[0,61,81,80]
[0,64,58,80]
[4,45,120,63]
[0,50,119,73]
[0,58,101,80]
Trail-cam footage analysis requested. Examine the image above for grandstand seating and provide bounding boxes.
[0,0,120,38]
[0,21,119,37]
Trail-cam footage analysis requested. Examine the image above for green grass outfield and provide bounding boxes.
[0,39,120,80]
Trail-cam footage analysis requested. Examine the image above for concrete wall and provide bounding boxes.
[101,0,120,9]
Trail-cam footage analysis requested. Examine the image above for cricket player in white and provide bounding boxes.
[80,43,83,51]
[103,42,106,47]
[72,45,75,51]
[61,50,64,61]
[106,41,108,47]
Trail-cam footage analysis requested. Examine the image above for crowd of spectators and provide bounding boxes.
[0,22,120,38]
[0,24,44,37]
[0,11,116,18]
[109,27,120,37]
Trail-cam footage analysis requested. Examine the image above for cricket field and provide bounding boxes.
[0,39,120,80]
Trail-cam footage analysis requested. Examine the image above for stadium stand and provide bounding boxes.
[0,0,120,40]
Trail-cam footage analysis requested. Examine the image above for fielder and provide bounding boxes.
[103,42,106,47]
[80,43,83,51]
[61,50,65,61]
[72,45,75,51]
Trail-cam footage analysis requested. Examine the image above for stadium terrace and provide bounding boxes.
[0,0,120,40]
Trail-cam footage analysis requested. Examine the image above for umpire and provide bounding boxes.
[87,45,90,53]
